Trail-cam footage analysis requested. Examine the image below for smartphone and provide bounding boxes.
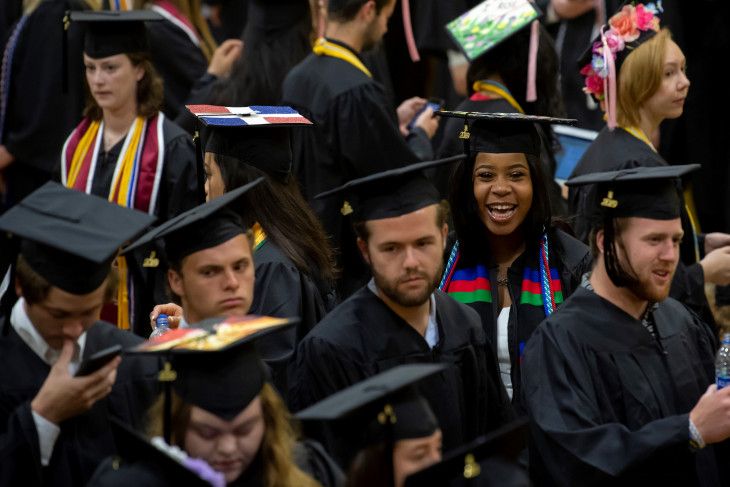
[407,97,445,130]
[75,344,122,377]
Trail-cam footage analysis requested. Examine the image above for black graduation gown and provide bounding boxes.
[522,288,725,486]
[435,97,568,216]
[249,240,338,400]
[445,229,591,411]
[0,317,160,487]
[146,16,209,122]
[87,438,344,487]
[567,126,717,338]
[281,40,429,297]
[291,287,515,464]
[1,0,88,205]
[80,117,198,336]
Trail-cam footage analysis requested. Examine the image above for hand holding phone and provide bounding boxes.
[75,344,123,377]
[407,97,444,131]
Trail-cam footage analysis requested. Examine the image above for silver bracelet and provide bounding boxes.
[689,418,706,449]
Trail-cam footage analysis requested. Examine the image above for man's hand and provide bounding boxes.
[150,303,184,330]
[413,106,439,139]
[700,246,730,286]
[31,340,121,425]
[207,39,244,78]
[397,96,427,136]
[690,384,730,444]
[705,232,730,255]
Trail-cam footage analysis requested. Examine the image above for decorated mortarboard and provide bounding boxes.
[0,181,154,295]
[444,0,540,62]
[403,418,529,487]
[313,155,465,221]
[296,364,446,476]
[565,164,699,224]
[129,314,296,441]
[445,0,542,102]
[577,1,663,128]
[186,105,312,183]
[69,10,163,58]
[436,111,576,157]
[102,417,224,487]
[123,177,264,263]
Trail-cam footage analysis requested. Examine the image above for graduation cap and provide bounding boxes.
[247,0,309,35]
[565,164,699,287]
[123,177,264,263]
[313,155,465,221]
[577,1,663,77]
[103,417,223,487]
[436,111,577,157]
[69,10,163,58]
[129,314,296,442]
[0,181,155,295]
[403,418,529,487]
[297,364,445,484]
[186,105,312,184]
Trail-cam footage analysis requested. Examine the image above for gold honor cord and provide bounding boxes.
[313,38,372,78]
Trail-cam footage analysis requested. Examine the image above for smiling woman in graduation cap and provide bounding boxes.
[60,10,199,333]
[438,111,592,408]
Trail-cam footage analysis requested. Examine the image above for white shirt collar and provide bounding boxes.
[11,298,87,372]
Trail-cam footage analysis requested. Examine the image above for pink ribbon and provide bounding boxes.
[526,20,539,102]
[402,0,420,62]
[601,25,617,129]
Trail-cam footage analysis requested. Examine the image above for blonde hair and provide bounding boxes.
[146,384,321,487]
[134,0,217,61]
[616,28,672,128]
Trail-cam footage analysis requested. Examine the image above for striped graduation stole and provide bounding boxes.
[61,114,166,330]
[440,234,560,317]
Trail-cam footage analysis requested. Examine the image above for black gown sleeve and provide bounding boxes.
[522,324,692,486]
[0,402,44,487]
[294,440,346,487]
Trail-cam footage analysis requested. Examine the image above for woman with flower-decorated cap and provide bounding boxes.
[568,1,730,334]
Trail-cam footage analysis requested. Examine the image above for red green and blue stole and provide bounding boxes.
[440,234,560,317]
[61,114,166,330]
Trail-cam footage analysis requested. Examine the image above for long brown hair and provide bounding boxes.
[147,384,321,487]
[83,52,164,121]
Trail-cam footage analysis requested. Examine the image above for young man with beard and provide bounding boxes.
[291,157,514,464]
[282,0,440,297]
[523,165,730,487]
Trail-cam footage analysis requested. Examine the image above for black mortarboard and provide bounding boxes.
[186,106,312,183]
[296,364,445,478]
[436,111,576,157]
[565,164,700,226]
[123,178,264,263]
[577,1,662,75]
[403,418,529,487]
[313,155,465,221]
[104,417,221,487]
[566,164,698,288]
[0,181,154,295]
[248,0,309,35]
[70,10,163,58]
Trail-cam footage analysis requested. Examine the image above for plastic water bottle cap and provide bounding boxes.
[723,333,730,345]
[156,314,170,327]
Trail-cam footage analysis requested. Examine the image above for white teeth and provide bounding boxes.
[488,204,515,211]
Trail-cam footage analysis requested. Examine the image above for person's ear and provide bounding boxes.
[596,229,605,254]
[357,237,371,265]
[168,268,184,298]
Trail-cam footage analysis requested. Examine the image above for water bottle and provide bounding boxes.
[716,333,730,390]
[150,314,171,339]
